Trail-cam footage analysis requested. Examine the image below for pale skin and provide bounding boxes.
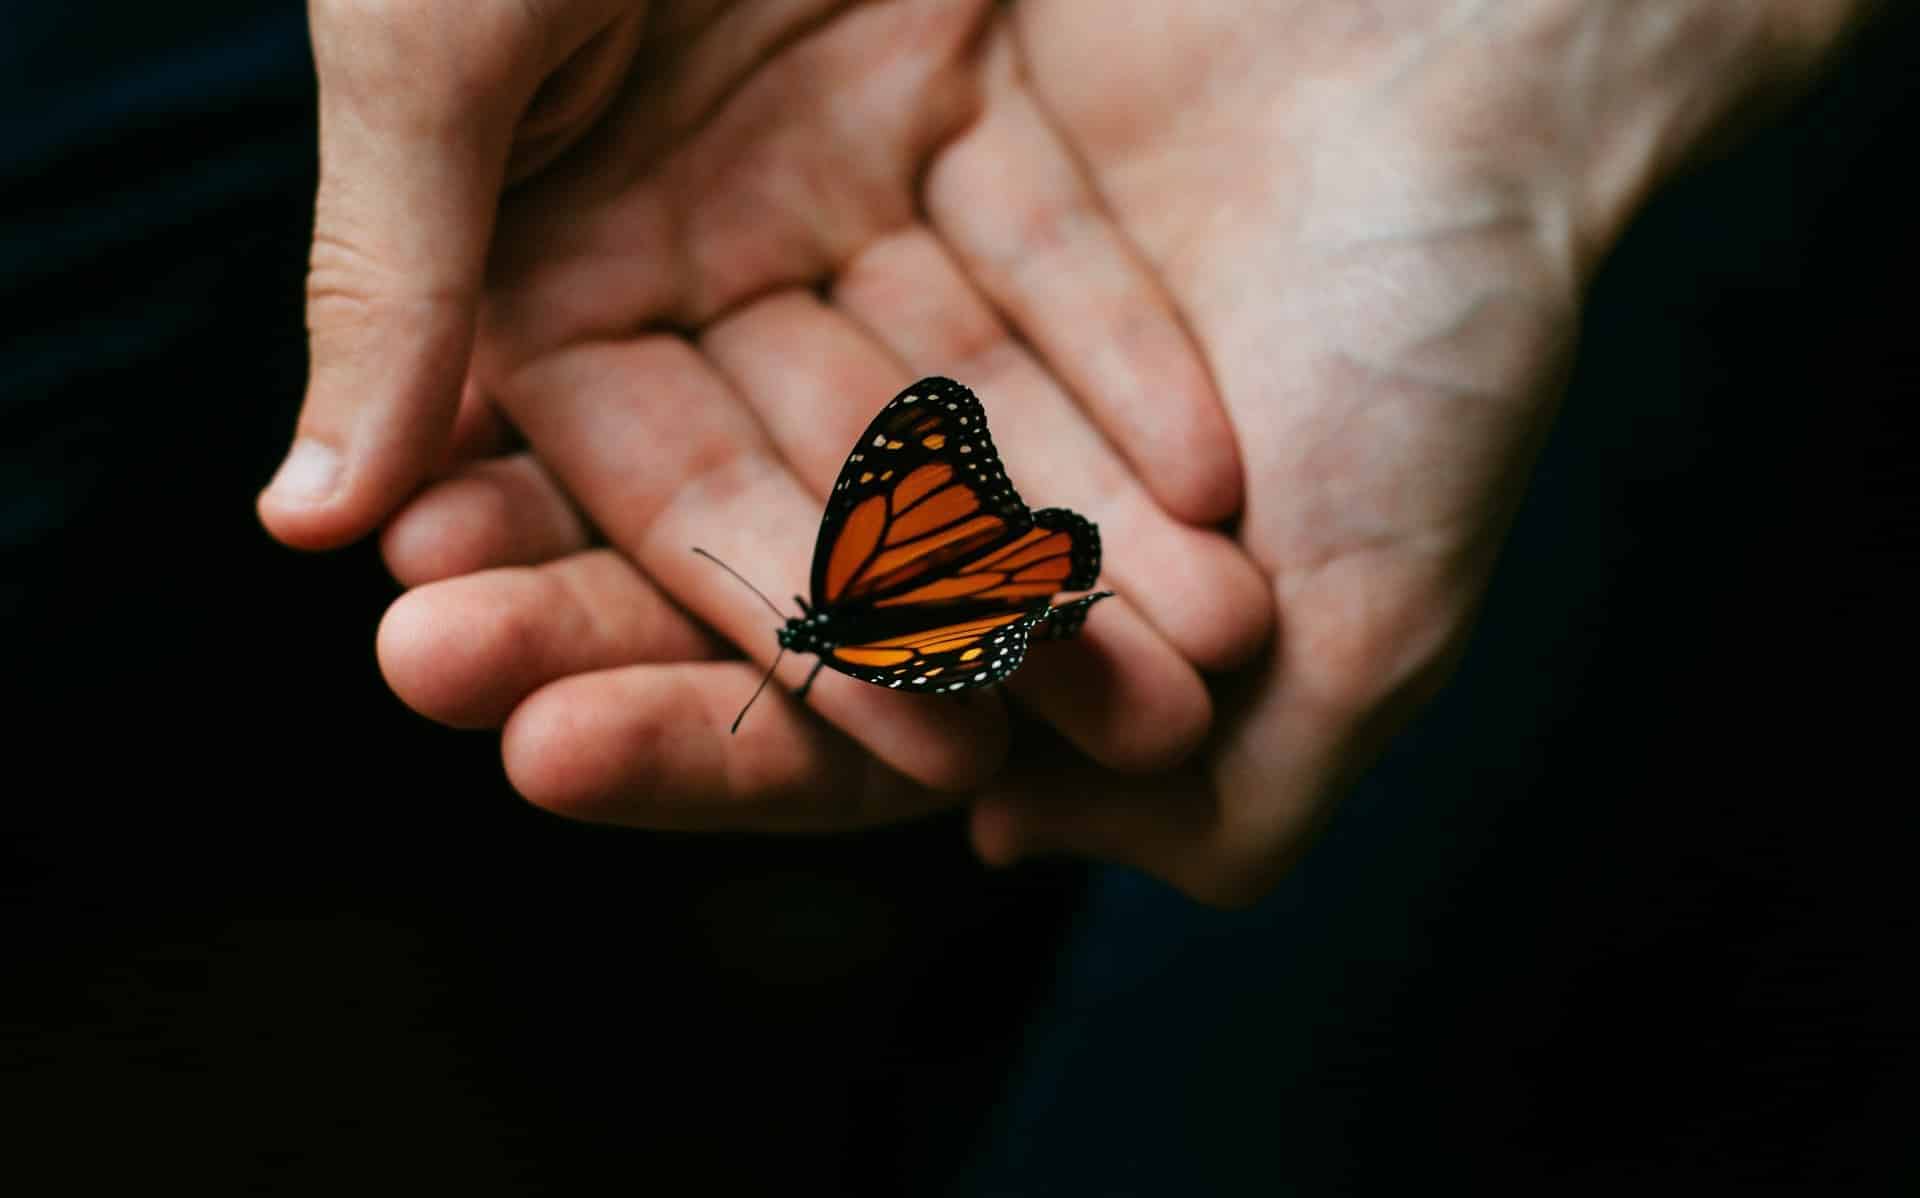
[264,0,1871,905]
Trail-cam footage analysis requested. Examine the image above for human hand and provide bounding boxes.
[308,0,1869,900]
[324,1,1271,818]
[260,0,657,547]
[956,0,1872,901]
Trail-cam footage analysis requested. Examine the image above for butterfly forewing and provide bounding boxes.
[810,378,1033,607]
[791,376,1111,698]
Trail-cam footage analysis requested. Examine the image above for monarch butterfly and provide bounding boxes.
[696,376,1113,732]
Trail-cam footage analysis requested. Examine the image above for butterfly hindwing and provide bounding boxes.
[822,606,1045,693]
[1032,590,1113,642]
[820,590,1115,692]
[957,506,1103,600]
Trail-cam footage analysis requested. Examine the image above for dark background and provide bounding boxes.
[5,5,1915,1193]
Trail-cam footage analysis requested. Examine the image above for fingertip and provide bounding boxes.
[257,437,357,550]
[967,797,1024,868]
[257,412,456,552]
[1149,408,1244,528]
[1098,626,1215,773]
[1120,663,1213,772]
[501,675,620,816]
[264,437,343,506]
[374,588,432,713]
[1106,351,1245,529]
[969,785,1081,872]
[1168,535,1277,673]
[261,310,475,550]
[375,583,502,729]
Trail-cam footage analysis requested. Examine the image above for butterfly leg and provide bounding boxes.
[793,658,827,701]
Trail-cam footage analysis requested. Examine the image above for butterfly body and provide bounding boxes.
[762,377,1112,703]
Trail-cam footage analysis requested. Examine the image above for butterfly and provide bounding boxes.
[696,376,1113,732]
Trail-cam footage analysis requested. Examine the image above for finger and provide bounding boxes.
[1002,606,1211,773]
[504,661,950,832]
[381,453,591,587]
[702,287,1209,771]
[378,549,721,730]
[497,333,1011,793]
[832,228,1273,672]
[262,0,628,550]
[926,27,1243,526]
[698,287,907,487]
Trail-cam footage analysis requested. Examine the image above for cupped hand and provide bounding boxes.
[293,0,1271,823]
[288,0,1867,900]
[959,0,1868,901]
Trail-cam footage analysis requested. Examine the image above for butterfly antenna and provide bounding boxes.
[731,647,786,735]
[692,547,786,619]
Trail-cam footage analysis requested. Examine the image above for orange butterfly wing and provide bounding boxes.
[824,592,1112,692]
[806,378,1110,693]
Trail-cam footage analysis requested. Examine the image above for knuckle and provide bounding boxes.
[1142,401,1244,526]
[304,226,466,321]
[476,575,554,665]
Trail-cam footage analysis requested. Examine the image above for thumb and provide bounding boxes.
[260,3,554,549]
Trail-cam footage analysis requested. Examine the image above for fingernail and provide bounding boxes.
[266,438,342,504]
